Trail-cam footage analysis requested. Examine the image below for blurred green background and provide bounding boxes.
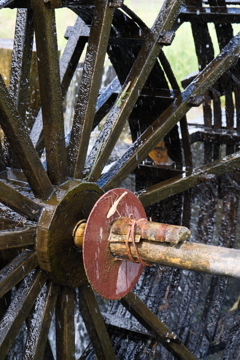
[0,1,239,86]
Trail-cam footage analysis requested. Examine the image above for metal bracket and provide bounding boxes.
[158,31,175,46]
[109,0,124,8]
[187,94,205,107]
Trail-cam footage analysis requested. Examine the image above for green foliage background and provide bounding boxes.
[0,1,239,87]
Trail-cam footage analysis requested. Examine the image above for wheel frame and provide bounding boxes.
[0,0,240,359]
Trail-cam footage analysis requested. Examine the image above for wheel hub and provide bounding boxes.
[36,180,103,287]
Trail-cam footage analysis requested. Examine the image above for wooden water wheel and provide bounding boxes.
[1,0,240,359]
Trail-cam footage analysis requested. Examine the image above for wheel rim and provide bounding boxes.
[0,0,240,359]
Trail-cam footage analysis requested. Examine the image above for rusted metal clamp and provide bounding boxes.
[109,0,123,8]
[158,31,175,46]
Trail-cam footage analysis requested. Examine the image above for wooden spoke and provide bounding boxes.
[0,226,36,250]
[0,179,43,220]
[32,0,67,185]
[138,151,240,207]
[0,270,46,359]
[23,281,59,360]
[93,77,119,128]
[78,76,120,141]
[30,16,88,151]
[0,76,53,199]
[56,286,75,360]
[121,292,197,360]
[9,8,34,118]
[159,51,192,168]
[60,17,88,98]
[68,0,115,179]
[0,250,38,298]
[84,0,182,181]
[78,283,117,360]
[98,33,240,190]
[6,8,33,168]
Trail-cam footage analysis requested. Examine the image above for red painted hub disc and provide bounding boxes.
[83,188,147,300]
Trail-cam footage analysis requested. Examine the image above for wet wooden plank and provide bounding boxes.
[191,20,214,164]
[31,16,87,152]
[184,182,221,355]
[159,51,192,168]
[7,9,33,167]
[68,0,115,179]
[0,270,46,358]
[56,286,75,360]
[23,281,59,360]
[121,292,197,360]
[92,77,119,129]
[179,6,240,23]
[99,33,240,190]
[138,151,240,207]
[78,283,117,360]
[32,0,67,185]
[3,0,96,8]
[4,9,34,168]
[0,226,36,250]
[9,8,34,118]
[60,17,88,97]
[0,75,54,199]
[0,250,38,298]
[0,179,43,220]
[173,184,216,352]
[190,129,240,145]
[84,0,183,181]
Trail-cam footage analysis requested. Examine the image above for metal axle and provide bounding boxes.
[108,217,240,279]
[74,215,240,278]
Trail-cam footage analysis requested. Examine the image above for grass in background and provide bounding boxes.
[125,0,162,27]
[0,8,77,50]
[0,8,16,39]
